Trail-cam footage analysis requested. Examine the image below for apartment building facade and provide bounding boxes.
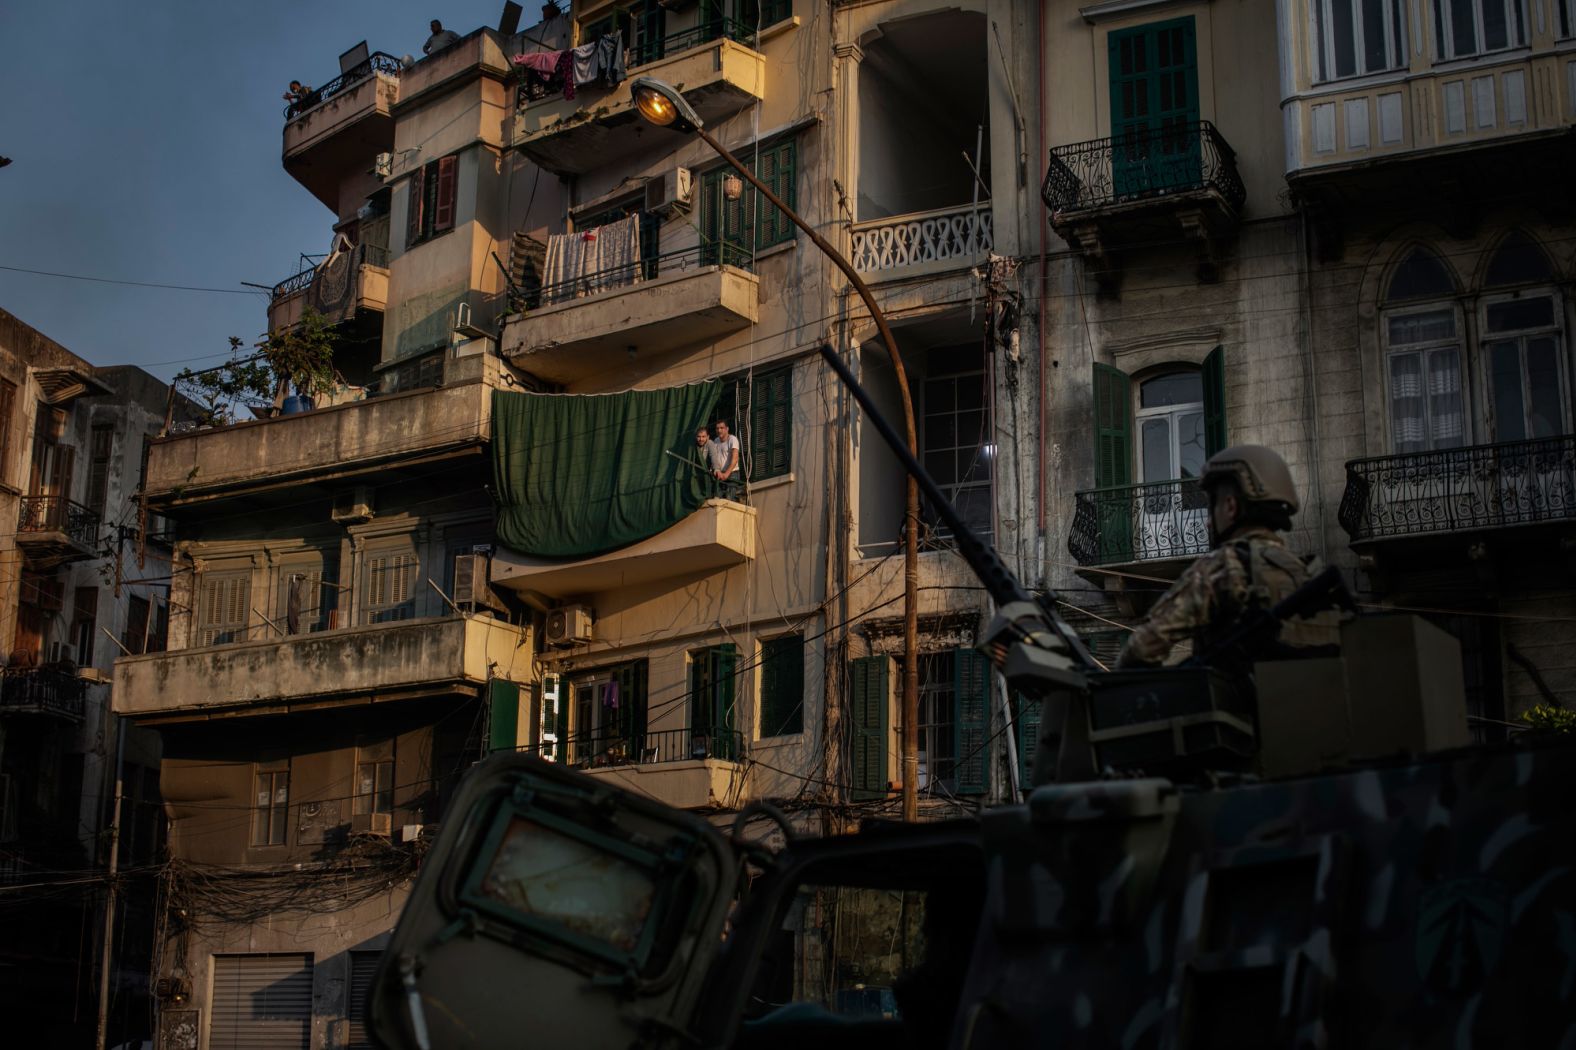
[0,309,175,1047]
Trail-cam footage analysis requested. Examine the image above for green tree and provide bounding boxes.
[175,308,339,425]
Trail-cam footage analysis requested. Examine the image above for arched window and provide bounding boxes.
[1136,370,1206,483]
[1480,233,1566,441]
[1383,246,1465,453]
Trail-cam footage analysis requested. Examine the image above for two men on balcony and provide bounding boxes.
[1117,445,1342,670]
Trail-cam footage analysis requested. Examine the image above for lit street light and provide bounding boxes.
[632,76,925,822]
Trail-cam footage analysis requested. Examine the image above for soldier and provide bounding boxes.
[1116,444,1340,669]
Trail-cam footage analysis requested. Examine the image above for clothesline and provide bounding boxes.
[511,31,627,101]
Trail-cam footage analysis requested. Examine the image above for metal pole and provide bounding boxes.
[93,715,127,1050]
[691,125,923,821]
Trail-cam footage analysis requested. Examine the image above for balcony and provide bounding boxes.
[1338,437,1576,559]
[1043,122,1245,282]
[1068,478,1210,571]
[282,53,401,212]
[16,497,100,566]
[0,669,87,723]
[850,204,993,279]
[514,29,765,175]
[563,728,746,810]
[113,614,529,723]
[268,243,391,331]
[144,354,498,511]
[499,245,759,384]
[491,498,756,600]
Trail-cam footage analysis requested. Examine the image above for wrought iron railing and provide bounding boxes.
[284,52,402,119]
[271,243,389,300]
[558,727,745,768]
[531,242,753,308]
[1068,478,1211,566]
[516,19,757,107]
[1041,120,1246,217]
[17,496,99,548]
[1338,436,1576,542]
[0,668,87,722]
[850,204,994,272]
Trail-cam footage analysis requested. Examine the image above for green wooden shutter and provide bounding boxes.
[755,139,796,248]
[1015,694,1042,787]
[952,648,991,796]
[1093,364,1132,488]
[760,634,804,737]
[849,655,890,799]
[1109,18,1200,197]
[1202,344,1227,455]
[715,643,738,759]
[749,366,792,480]
[488,679,521,752]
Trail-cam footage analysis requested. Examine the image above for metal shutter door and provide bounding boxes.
[209,953,313,1050]
[346,951,380,1050]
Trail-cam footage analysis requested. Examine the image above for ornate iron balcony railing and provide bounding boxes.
[850,204,994,272]
[0,668,87,722]
[1338,436,1576,542]
[1042,120,1246,217]
[17,496,99,548]
[271,243,389,301]
[555,726,744,767]
[284,52,402,119]
[1068,478,1211,566]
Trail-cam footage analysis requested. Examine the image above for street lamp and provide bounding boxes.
[632,76,926,823]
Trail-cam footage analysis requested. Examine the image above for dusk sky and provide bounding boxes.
[0,0,501,381]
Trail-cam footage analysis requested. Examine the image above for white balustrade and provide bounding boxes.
[849,204,994,272]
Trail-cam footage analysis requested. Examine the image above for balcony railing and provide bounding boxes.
[1338,437,1576,543]
[850,204,993,272]
[271,242,391,301]
[17,496,99,548]
[1068,478,1210,566]
[0,668,87,722]
[516,20,757,105]
[527,242,753,309]
[284,52,402,119]
[1042,121,1246,217]
[559,727,745,768]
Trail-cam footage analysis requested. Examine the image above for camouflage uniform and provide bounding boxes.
[1116,526,1339,668]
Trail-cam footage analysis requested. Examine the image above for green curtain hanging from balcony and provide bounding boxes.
[491,383,721,558]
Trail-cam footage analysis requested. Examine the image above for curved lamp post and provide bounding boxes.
[631,76,924,822]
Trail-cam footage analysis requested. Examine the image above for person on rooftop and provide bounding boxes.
[282,80,316,115]
[424,19,462,55]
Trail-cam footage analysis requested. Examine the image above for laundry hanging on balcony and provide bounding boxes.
[540,214,642,304]
[510,32,625,101]
[491,381,721,558]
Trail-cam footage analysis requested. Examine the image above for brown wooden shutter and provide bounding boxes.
[406,165,425,246]
[434,155,457,231]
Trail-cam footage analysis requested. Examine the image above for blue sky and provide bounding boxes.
[0,0,501,380]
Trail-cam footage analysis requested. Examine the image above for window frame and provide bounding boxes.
[362,543,418,625]
[353,739,396,817]
[196,569,252,647]
[1561,0,1576,39]
[251,763,290,847]
[1432,0,1528,60]
[714,364,794,484]
[71,586,98,667]
[757,633,804,739]
[699,136,798,262]
[0,378,15,487]
[1134,369,1207,484]
[86,423,113,516]
[920,344,993,543]
[567,660,648,765]
[277,551,339,635]
[1309,0,1408,83]
[405,154,460,249]
[1477,289,1568,442]
[1380,301,1471,453]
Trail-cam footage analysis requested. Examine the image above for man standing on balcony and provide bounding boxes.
[423,19,461,55]
[1116,445,1341,670]
[708,418,743,500]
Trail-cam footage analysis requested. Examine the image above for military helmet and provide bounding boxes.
[1200,444,1299,515]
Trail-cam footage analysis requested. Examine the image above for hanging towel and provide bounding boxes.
[542,214,643,302]
[555,48,575,99]
[511,51,561,75]
[596,33,626,87]
[571,41,601,87]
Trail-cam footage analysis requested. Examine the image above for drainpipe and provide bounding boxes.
[93,715,126,1050]
[1036,0,1049,571]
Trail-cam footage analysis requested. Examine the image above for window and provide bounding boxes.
[1109,18,1200,197]
[1311,0,1407,81]
[1136,371,1207,484]
[0,378,16,485]
[1433,0,1527,59]
[1382,247,1465,453]
[714,365,793,484]
[700,137,797,263]
[279,555,338,634]
[382,349,445,393]
[902,649,991,796]
[364,547,417,624]
[197,571,251,647]
[354,740,395,816]
[86,424,113,516]
[405,154,458,248]
[736,0,792,30]
[1483,295,1565,441]
[585,1,666,67]
[149,600,169,653]
[123,595,151,655]
[758,634,804,737]
[71,586,97,667]
[923,344,993,541]
[1562,0,1576,38]
[689,644,740,758]
[568,661,648,765]
[251,765,290,846]
[849,655,891,799]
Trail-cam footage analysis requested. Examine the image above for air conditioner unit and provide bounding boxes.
[644,165,693,219]
[545,605,593,647]
[331,485,375,524]
[372,152,393,178]
[78,667,109,684]
[350,811,393,836]
[452,552,501,611]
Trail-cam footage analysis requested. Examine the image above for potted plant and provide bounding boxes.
[175,308,339,426]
